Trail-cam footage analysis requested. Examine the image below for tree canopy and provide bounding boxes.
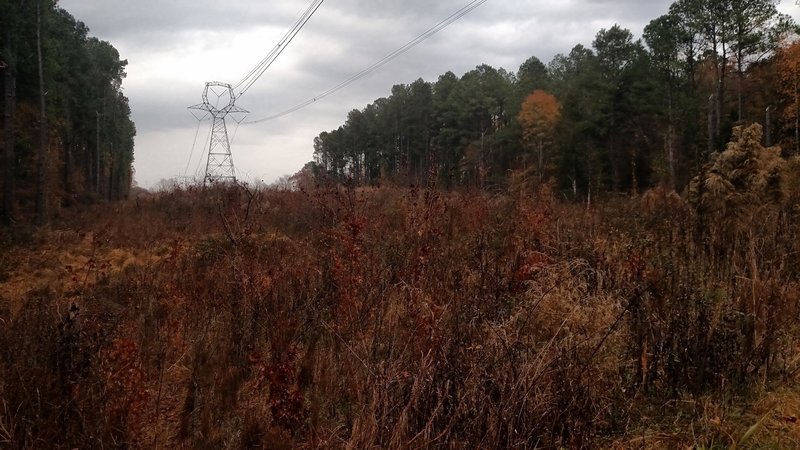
[1,0,135,224]
[308,0,798,199]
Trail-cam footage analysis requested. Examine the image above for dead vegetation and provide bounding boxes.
[1,138,800,447]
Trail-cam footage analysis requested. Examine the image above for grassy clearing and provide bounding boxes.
[0,178,799,448]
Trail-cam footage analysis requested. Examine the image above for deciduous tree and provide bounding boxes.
[518,90,561,182]
[776,39,800,154]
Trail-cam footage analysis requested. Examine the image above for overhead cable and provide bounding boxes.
[243,0,489,125]
[232,0,320,90]
[184,112,210,177]
[235,0,325,98]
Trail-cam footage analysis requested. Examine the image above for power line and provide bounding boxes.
[233,0,320,90]
[236,0,325,98]
[229,114,247,147]
[236,0,325,94]
[243,0,489,125]
[194,120,214,180]
[184,112,210,177]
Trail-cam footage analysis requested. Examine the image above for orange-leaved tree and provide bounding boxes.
[518,90,561,182]
[777,39,800,155]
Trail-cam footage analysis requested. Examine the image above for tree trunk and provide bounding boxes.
[713,41,728,143]
[35,1,49,225]
[631,147,638,196]
[108,160,114,200]
[737,48,744,123]
[715,70,722,140]
[710,35,721,143]
[765,106,772,147]
[610,136,620,192]
[96,110,101,194]
[708,94,715,157]
[795,79,799,155]
[667,89,675,191]
[537,136,544,184]
[718,44,728,136]
[63,123,72,194]
[86,139,93,191]
[2,60,16,224]
[572,176,577,200]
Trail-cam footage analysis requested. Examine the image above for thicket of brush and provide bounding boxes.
[1,124,799,448]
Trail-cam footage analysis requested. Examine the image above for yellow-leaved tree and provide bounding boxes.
[518,90,561,183]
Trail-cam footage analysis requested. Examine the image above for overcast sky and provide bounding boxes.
[58,0,800,188]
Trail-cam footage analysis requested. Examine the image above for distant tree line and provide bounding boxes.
[308,0,798,198]
[1,0,135,225]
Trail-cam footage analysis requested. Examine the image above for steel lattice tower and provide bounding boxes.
[189,82,248,184]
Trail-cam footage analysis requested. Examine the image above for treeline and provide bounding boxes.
[308,0,798,197]
[1,0,135,225]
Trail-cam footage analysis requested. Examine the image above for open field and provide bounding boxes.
[1,182,800,448]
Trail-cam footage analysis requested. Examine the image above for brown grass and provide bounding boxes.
[0,180,799,448]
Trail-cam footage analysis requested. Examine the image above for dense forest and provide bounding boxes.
[309,0,799,198]
[0,0,135,225]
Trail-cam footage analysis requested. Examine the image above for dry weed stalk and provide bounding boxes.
[0,173,798,448]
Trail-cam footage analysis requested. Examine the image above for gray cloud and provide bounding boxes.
[60,1,299,40]
[57,0,797,188]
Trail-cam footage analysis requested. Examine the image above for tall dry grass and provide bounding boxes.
[0,172,799,448]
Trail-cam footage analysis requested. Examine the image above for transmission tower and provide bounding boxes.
[189,82,248,184]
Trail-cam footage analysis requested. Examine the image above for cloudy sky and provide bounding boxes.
[58,0,800,188]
